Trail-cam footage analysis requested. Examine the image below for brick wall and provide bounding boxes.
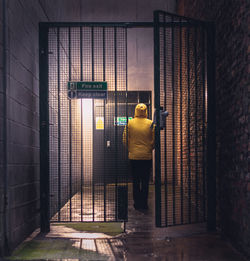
[177,0,250,257]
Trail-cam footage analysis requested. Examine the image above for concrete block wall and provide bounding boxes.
[2,0,44,254]
[1,0,176,256]
[0,0,5,255]
[177,0,250,257]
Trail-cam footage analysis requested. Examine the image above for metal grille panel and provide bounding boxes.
[48,26,128,222]
[43,15,210,228]
[154,11,208,227]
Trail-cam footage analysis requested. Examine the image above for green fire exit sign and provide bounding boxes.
[68,81,107,99]
[114,117,133,126]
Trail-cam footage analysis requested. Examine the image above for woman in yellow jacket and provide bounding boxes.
[123,103,155,210]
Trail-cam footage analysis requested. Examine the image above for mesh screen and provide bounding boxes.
[156,12,207,226]
[48,26,129,222]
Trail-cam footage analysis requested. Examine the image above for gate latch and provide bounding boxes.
[152,107,169,130]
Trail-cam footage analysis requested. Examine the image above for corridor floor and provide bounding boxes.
[6,185,247,261]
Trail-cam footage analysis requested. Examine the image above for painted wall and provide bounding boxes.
[0,0,176,256]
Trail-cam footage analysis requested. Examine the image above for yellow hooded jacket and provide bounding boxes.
[123,103,155,160]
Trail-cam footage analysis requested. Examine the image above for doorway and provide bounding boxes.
[39,11,215,231]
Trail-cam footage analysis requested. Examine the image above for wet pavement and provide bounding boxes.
[51,184,118,222]
[6,185,247,260]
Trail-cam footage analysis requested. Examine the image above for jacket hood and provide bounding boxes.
[134,103,147,118]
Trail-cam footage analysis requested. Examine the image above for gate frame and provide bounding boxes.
[39,16,216,233]
[153,10,216,231]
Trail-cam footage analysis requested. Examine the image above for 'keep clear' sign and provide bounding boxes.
[68,81,107,99]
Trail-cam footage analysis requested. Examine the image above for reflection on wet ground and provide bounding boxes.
[51,184,118,222]
[7,185,247,260]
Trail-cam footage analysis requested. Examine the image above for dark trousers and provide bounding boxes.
[130,160,152,209]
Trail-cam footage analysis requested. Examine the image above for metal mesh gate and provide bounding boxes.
[47,25,128,222]
[40,15,215,230]
[154,11,209,227]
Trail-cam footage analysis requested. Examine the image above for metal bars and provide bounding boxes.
[154,11,209,227]
[40,16,215,230]
[47,26,128,222]
[57,27,61,221]
[40,24,50,232]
